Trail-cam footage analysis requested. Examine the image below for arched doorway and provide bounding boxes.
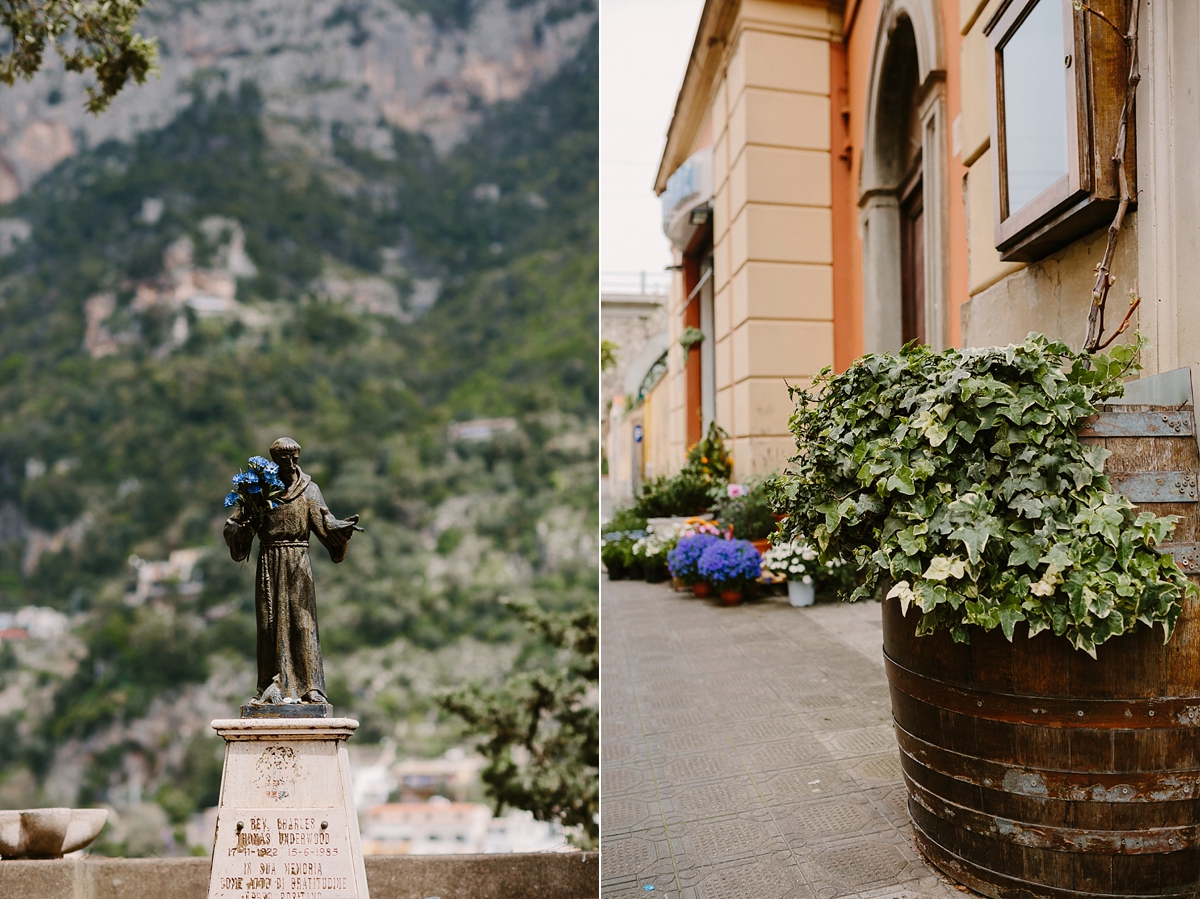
[860,0,947,353]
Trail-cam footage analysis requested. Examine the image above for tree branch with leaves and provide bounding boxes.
[0,0,157,113]
[437,600,598,849]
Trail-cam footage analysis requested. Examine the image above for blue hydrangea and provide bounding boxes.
[697,539,762,589]
[667,533,720,583]
[224,491,239,508]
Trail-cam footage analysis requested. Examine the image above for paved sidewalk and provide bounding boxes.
[600,579,968,899]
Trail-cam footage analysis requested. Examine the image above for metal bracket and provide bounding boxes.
[1161,543,1200,574]
[1079,411,1195,438]
[1109,472,1198,503]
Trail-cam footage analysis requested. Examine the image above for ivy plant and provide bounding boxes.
[770,335,1197,656]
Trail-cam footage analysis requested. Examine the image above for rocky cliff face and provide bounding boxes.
[0,0,594,201]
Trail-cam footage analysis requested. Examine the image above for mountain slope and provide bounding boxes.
[0,20,597,852]
[0,0,596,198]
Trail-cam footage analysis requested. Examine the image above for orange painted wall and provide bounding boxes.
[835,0,970,368]
[829,40,859,372]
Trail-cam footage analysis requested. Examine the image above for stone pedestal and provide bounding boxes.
[207,718,369,899]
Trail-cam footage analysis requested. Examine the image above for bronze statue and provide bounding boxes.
[223,437,361,712]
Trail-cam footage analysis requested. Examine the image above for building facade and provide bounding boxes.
[609,0,1198,490]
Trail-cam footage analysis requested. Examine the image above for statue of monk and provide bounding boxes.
[223,437,361,707]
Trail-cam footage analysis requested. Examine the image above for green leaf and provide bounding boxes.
[998,605,1024,641]
[923,556,967,581]
[886,467,916,495]
[1008,536,1042,569]
[950,524,992,564]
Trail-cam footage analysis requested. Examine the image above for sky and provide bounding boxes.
[600,0,705,286]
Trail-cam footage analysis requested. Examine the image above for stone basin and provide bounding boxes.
[0,808,107,859]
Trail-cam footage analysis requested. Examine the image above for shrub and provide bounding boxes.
[603,508,647,533]
[711,480,777,540]
[630,470,712,519]
[600,530,644,581]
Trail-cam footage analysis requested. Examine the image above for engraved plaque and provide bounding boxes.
[210,806,357,899]
[207,719,369,899]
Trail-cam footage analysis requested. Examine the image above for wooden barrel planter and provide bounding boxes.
[885,390,1200,899]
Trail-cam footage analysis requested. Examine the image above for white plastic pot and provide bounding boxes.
[787,579,815,608]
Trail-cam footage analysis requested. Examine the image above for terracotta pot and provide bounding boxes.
[720,589,742,606]
[750,539,771,555]
[692,582,712,598]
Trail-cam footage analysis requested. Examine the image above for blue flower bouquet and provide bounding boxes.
[223,455,286,531]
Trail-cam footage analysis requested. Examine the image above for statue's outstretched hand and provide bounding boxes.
[347,513,364,533]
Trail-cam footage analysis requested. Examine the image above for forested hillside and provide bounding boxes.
[0,21,597,855]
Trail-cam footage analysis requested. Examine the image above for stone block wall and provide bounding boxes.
[0,852,599,899]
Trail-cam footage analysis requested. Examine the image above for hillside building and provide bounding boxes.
[611,0,1192,488]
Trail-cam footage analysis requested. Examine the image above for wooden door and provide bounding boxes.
[900,173,925,346]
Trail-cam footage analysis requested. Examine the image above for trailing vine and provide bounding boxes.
[770,335,1196,656]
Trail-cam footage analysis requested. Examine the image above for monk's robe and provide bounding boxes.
[223,468,356,701]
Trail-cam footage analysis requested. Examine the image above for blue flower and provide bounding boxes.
[263,461,279,475]
[249,455,271,468]
[224,492,239,508]
[697,539,762,588]
[231,472,243,485]
[266,474,285,489]
[668,533,720,582]
[249,485,262,494]
[244,471,259,483]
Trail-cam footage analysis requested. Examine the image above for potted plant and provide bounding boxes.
[600,529,644,581]
[769,334,1200,897]
[632,529,674,583]
[761,540,819,607]
[771,335,1191,649]
[685,421,733,483]
[697,538,762,605]
[667,532,719,596]
[711,479,777,551]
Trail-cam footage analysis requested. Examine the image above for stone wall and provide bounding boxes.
[0,852,598,899]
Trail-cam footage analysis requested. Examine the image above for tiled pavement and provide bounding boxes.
[600,579,971,899]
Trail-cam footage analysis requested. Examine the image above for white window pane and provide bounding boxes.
[1002,0,1070,213]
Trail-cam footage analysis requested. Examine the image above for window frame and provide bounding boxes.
[985,0,1132,263]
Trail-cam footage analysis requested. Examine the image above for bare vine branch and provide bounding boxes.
[1082,0,1141,354]
[1074,0,1123,35]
